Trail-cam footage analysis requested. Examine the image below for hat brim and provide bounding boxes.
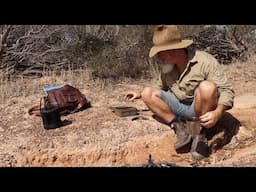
[149,40,193,58]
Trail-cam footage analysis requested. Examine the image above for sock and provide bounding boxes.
[168,117,178,127]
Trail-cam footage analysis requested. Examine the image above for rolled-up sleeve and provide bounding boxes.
[206,62,235,109]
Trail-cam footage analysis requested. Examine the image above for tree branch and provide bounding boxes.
[0,25,12,61]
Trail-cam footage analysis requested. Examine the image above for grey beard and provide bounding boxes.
[160,64,174,73]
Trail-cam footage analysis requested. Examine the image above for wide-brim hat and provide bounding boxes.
[149,25,193,58]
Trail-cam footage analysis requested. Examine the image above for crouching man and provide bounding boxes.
[124,25,234,160]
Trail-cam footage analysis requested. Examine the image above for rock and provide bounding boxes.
[236,126,254,141]
[0,126,4,132]
[234,93,256,108]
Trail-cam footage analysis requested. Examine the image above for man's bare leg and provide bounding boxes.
[194,81,218,117]
[141,87,193,152]
[192,81,218,159]
[141,87,175,124]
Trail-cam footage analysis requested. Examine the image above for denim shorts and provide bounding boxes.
[160,90,196,119]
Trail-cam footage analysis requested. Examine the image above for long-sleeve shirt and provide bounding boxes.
[158,50,234,109]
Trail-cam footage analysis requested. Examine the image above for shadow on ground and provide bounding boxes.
[206,112,241,152]
[153,112,241,156]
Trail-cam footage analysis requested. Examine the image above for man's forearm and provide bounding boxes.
[215,104,228,120]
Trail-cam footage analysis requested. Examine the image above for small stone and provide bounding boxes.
[234,93,256,108]
[0,126,4,132]
[236,126,253,141]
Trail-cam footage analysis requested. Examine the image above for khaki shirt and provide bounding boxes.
[158,50,234,109]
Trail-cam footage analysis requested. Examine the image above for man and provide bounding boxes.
[124,25,235,160]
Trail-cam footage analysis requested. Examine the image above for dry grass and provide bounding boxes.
[221,52,256,97]
[0,69,102,104]
[0,69,156,105]
[1,52,255,105]
[0,55,160,104]
[223,52,256,82]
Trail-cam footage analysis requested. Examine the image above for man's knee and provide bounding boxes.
[198,81,217,96]
[141,87,160,103]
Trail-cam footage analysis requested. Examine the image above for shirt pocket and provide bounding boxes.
[181,79,200,96]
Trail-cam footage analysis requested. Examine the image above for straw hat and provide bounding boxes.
[149,25,193,58]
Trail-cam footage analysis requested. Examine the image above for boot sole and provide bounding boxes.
[191,151,206,160]
[175,135,193,153]
[191,141,210,160]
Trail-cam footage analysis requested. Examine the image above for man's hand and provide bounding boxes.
[199,110,220,129]
[124,91,141,102]
[199,104,227,129]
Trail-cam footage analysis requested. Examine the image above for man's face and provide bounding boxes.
[156,49,181,73]
[156,49,182,64]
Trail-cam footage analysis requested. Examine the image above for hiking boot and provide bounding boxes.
[171,120,193,153]
[190,128,210,160]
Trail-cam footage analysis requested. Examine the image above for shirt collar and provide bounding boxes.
[188,51,198,65]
